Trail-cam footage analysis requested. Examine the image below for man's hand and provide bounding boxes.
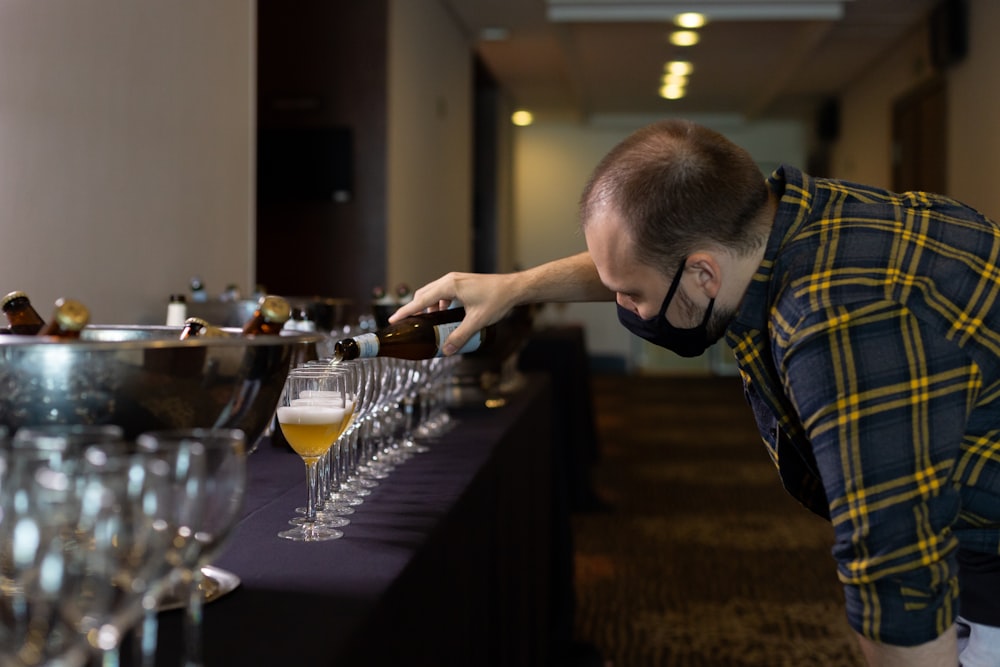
[388,272,519,355]
[388,252,613,356]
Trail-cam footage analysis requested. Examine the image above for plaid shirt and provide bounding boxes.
[726,164,1000,646]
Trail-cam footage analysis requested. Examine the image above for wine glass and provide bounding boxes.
[333,359,380,496]
[399,359,430,455]
[58,446,175,667]
[4,424,155,667]
[136,428,247,667]
[303,360,368,502]
[0,445,90,667]
[131,430,209,667]
[276,373,348,541]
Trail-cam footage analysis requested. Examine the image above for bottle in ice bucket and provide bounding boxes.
[179,316,231,340]
[37,298,90,339]
[332,305,493,361]
[370,285,395,329]
[241,295,291,335]
[1,290,46,334]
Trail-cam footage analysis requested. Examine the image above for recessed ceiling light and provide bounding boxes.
[674,12,706,29]
[659,84,686,100]
[511,110,534,126]
[665,60,693,76]
[662,73,688,86]
[669,30,700,47]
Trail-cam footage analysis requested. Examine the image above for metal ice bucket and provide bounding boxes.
[0,325,322,447]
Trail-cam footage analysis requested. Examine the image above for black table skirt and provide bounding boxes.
[147,373,560,667]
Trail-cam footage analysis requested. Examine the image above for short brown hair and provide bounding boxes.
[580,119,769,271]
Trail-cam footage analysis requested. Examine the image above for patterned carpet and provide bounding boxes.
[572,373,866,667]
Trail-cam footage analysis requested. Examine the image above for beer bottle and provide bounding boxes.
[37,298,90,339]
[332,306,493,361]
[1,291,46,334]
[179,316,230,340]
[241,295,291,336]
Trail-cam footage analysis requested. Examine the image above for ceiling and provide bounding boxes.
[442,0,941,124]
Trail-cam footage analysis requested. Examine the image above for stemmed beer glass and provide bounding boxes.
[276,370,350,541]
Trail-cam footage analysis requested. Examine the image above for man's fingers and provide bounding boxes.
[441,324,476,356]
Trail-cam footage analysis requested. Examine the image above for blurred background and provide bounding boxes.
[0,0,986,373]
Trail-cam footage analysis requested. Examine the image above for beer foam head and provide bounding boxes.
[277,404,346,424]
[291,396,353,411]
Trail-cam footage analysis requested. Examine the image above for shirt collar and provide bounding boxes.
[728,164,814,339]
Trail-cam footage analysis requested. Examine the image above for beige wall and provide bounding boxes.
[833,0,1000,221]
[829,24,933,189]
[0,1,254,325]
[946,0,1000,218]
[387,0,473,290]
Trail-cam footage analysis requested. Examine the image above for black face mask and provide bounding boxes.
[616,259,715,358]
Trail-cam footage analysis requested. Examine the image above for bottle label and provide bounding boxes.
[355,332,380,358]
[433,322,481,356]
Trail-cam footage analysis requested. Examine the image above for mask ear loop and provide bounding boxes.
[655,259,688,320]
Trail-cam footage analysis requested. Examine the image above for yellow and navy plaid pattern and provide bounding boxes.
[726,165,1000,646]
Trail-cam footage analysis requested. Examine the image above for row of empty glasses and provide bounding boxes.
[275,353,461,542]
[0,424,247,667]
[0,350,463,664]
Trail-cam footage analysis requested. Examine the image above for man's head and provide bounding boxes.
[579,118,769,270]
[580,119,773,353]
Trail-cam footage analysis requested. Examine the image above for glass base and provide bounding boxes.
[278,523,343,542]
[290,514,350,528]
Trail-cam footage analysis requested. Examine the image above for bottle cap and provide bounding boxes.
[1,291,28,310]
[258,295,291,324]
[169,293,187,304]
[52,298,90,331]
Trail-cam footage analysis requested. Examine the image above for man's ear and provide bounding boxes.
[685,251,722,299]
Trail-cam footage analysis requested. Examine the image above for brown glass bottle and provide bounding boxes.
[37,298,90,339]
[241,295,291,336]
[1,291,45,335]
[179,316,231,340]
[333,307,493,361]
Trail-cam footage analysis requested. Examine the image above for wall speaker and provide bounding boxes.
[816,98,840,142]
[929,0,968,69]
[257,126,353,204]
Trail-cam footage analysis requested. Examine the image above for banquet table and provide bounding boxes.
[146,372,558,667]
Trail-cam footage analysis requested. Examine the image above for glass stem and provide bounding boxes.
[183,566,205,667]
[304,458,320,522]
[139,598,159,667]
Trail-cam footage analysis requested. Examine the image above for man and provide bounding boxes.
[390,119,1000,665]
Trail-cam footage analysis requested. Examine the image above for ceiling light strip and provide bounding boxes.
[547,3,845,22]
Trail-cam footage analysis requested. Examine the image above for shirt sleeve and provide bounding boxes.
[776,299,980,646]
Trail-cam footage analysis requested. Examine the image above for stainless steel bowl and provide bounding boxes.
[0,325,322,447]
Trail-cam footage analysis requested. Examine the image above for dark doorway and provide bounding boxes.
[892,77,948,194]
[472,58,500,274]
